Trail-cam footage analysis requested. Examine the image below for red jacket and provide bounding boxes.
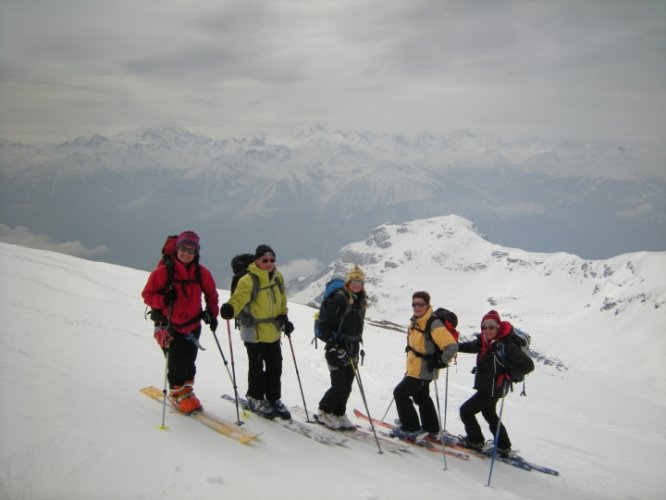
[142,259,219,334]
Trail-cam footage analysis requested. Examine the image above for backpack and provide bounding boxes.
[496,326,532,395]
[408,307,460,369]
[146,234,202,323]
[229,253,285,329]
[312,277,351,348]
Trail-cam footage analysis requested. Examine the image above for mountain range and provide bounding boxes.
[1,125,664,284]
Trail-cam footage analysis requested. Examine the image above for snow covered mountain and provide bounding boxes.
[290,214,666,384]
[1,125,664,284]
[1,230,664,499]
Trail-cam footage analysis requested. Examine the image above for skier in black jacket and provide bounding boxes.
[457,310,534,456]
[316,266,367,430]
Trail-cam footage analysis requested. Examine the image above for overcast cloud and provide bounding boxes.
[0,0,664,144]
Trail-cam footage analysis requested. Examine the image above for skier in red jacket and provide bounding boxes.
[142,230,219,413]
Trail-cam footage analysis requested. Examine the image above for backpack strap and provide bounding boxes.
[406,317,441,360]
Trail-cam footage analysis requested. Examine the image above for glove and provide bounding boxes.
[496,373,512,392]
[284,320,294,336]
[202,310,218,332]
[163,288,177,306]
[154,327,172,348]
[220,303,234,320]
[427,356,448,372]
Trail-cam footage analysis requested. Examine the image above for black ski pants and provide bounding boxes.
[244,340,283,403]
[393,376,439,433]
[319,350,356,416]
[164,327,201,387]
[459,391,511,449]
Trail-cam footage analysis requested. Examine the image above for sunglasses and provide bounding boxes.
[350,279,364,286]
[261,258,276,264]
[412,302,426,307]
[178,246,197,255]
[481,324,498,331]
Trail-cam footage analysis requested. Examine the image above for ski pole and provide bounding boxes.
[286,333,311,422]
[486,395,507,487]
[443,366,449,431]
[159,349,170,430]
[349,355,383,454]
[381,397,394,422]
[159,305,173,430]
[211,330,236,396]
[433,377,448,471]
[226,319,243,426]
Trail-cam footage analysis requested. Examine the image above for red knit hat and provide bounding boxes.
[176,230,200,251]
[481,310,501,328]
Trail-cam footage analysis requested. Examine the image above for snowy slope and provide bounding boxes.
[1,241,665,500]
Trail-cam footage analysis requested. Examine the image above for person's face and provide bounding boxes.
[411,298,427,318]
[177,245,197,264]
[348,279,363,294]
[481,322,499,341]
[256,254,276,272]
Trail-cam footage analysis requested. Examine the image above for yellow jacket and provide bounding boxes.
[227,262,288,343]
[405,307,458,380]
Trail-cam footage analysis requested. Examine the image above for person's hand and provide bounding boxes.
[284,320,294,336]
[496,373,512,392]
[154,328,172,348]
[163,289,177,306]
[220,303,234,320]
[202,310,218,332]
[334,346,347,359]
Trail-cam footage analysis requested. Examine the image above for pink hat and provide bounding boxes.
[176,230,200,251]
[481,310,501,328]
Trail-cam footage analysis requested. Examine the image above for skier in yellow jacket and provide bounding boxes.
[392,291,458,440]
[220,244,293,419]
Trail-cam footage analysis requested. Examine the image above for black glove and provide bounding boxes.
[276,314,288,327]
[333,345,347,359]
[209,317,219,333]
[202,310,212,324]
[220,303,234,320]
[427,359,448,372]
[284,320,294,336]
[163,288,177,306]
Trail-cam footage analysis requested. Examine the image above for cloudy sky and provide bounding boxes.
[0,0,664,144]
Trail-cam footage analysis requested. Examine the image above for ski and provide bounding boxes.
[220,394,347,446]
[434,430,559,476]
[140,386,259,444]
[287,405,410,453]
[352,409,469,460]
[313,416,410,453]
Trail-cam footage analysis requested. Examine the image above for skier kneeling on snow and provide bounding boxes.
[457,310,534,457]
[391,291,458,440]
[142,231,219,414]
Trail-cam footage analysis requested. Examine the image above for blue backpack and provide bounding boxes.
[312,278,350,347]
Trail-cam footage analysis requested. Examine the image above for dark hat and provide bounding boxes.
[255,244,275,260]
[176,230,200,251]
[481,310,501,328]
